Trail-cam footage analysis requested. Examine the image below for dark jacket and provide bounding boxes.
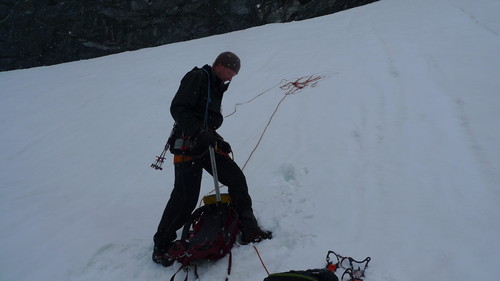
[169,64,229,154]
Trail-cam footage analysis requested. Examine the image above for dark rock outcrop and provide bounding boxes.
[0,0,378,71]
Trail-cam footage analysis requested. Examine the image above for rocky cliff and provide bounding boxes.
[0,0,378,71]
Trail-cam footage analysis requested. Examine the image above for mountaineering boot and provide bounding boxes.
[241,228,273,244]
[238,209,272,244]
[152,246,175,267]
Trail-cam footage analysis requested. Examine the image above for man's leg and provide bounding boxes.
[154,161,203,251]
[203,153,261,233]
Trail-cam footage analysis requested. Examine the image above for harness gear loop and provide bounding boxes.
[151,140,169,170]
[151,124,178,170]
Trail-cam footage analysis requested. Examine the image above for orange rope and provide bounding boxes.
[241,74,330,170]
[253,245,270,276]
[202,74,331,200]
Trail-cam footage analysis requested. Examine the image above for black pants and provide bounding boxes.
[153,152,258,251]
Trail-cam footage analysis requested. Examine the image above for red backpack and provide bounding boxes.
[168,197,240,281]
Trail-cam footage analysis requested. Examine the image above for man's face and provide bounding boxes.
[214,64,237,83]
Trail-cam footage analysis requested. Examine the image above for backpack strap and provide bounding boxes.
[180,205,210,240]
[200,68,212,129]
[170,255,231,281]
[224,251,233,281]
[169,265,188,281]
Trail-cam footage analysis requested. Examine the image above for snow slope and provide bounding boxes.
[1,0,499,280]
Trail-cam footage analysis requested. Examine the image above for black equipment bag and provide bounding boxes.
[264,268,339,281]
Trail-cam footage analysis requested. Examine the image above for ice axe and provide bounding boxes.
[208,145,223,209]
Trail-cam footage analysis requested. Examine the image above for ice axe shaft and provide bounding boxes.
[208,145,222,203]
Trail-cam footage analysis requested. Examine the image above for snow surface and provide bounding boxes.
[1,0,499,280]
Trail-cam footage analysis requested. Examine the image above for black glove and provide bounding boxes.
[217,139,232,154]
[196,129,217,149]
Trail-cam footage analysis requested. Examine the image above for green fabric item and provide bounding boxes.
[267,272,317,281]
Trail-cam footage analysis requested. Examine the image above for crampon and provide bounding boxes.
[326,250,371,281]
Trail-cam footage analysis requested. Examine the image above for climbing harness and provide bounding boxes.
[151,67,213,171]
[326,251,371,281]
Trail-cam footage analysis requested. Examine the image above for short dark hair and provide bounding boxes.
[214,52,241,74]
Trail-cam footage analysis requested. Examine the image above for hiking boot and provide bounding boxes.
[152,247,174,267]
[241,228,273,244]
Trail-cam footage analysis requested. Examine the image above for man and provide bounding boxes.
[153,52,272,267]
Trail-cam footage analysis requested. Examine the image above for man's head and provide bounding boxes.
[213,51,240,82]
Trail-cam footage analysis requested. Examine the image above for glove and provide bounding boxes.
[217,139,232,154]
[196,129,217,149]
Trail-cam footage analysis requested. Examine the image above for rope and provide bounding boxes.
[225,80,284,118]
[253,245,270,276]
[199,73,332,202]
[242,93,287,170]
[239,74,332,171]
